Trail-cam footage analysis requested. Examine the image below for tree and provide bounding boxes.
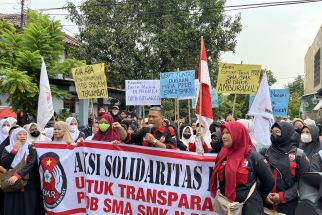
[0,11,85,117]
[286,75,304,118]
[67,0,242,88]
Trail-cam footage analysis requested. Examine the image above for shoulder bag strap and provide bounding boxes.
[243,181,257,203]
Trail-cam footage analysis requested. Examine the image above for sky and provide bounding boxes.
[0,0,322,89]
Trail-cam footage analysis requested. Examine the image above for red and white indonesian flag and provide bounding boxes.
[195,37,213,147]
[37,58,54,131]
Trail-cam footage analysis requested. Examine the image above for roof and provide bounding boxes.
[0,13,26,28]
[64,33,81,47]
[0,13,80,47]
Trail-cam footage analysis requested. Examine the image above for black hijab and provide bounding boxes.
[267,122,298,187]
[299,125,322,160]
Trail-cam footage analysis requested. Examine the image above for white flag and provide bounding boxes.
[248,73,274,148]
[37,58,54,131]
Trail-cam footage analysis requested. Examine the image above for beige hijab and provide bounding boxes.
[53,121,73,145]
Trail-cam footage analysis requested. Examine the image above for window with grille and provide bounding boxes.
[314,49,321,87]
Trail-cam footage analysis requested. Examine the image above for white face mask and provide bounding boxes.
[69,125,77,132]
[301,133,312,143]
[112,111,119,115]
[1,126,10,134]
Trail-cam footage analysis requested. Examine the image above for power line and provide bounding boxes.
[35,0,322,12]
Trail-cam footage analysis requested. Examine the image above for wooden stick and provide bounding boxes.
[232,94,237,117]
[188,99,191,124]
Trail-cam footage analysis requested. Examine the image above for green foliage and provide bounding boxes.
[0,10,82,116]
[0,68,38,113]
[0,20,15,35]
[261,69,277,86]
[67,0,242,88]
[287,75,304,99]
[286,75,304,118]
[50,59,85,77]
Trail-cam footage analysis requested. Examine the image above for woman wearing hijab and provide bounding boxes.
[0,119,11,144]
[26,123,51,143]
[180,126,209,153]
[65,117,85,143]
[210,122,274,214]
[1,128,44,215]
[263,122,310,215]
[0,126,19,215]
[6,117,17,127]
[92,114,120,142]
[299,124,322,161]
[53,121,73,145]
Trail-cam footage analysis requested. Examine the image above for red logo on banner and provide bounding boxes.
[39,152,67,209]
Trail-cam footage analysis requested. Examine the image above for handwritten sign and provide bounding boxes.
[192,88,218,109]
[178,79,199,100]
[160,71,195,98]
[71,64,108,99]
[125,80,161,105]
[270,89,289,116]
[211,89,219,108]
[216,63,261,94]
[249,89,289,116]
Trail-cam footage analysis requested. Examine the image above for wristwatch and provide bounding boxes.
[153,139,158,146]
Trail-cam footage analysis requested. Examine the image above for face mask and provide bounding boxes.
[99,123,110,132]
[69,125,77,132]
[301,133,312,143]
[183,134,192,139]
[271,133,281,143]
[193,129,196,135]
[295,128,301,135]
[30,131,41,137]
[1,126,10,134]
[112,111,119,116]
[99,112,105,117]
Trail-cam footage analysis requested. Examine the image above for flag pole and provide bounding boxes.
[198,82,203,130]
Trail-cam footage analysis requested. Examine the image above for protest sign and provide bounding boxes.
[211,89,219,108]
[249,89,290,117]
[71,64,108,99]
[192,88,218,109]
[160,70,195,98]
[216,63,261,94]
[35,142,216,215]
[270,89,289,116]
[125,80,161,105]
[178,79,198,100]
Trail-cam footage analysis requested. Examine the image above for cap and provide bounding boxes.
[112,106,119,110]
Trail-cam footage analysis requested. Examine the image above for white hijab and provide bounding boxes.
[180,126,196,147]
[6,117,17,126]
[66,117,80,142]
[5,128,30,168]
[0,119,11,143]
[26,123,51,143]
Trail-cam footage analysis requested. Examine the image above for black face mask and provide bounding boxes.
[30,131,41,137]
[271,134,281,143]
[183,134,192,139]
[295,128,301,135]
[193,130,196,135]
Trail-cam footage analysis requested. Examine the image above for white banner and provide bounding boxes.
[35,141,217,215]
[125,80,161,106]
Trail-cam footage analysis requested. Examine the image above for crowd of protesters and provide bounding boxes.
[0,105,322,215]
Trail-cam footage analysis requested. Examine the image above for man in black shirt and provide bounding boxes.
[114,107,177,149]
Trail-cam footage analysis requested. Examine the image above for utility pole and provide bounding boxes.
[20,0,25,31]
